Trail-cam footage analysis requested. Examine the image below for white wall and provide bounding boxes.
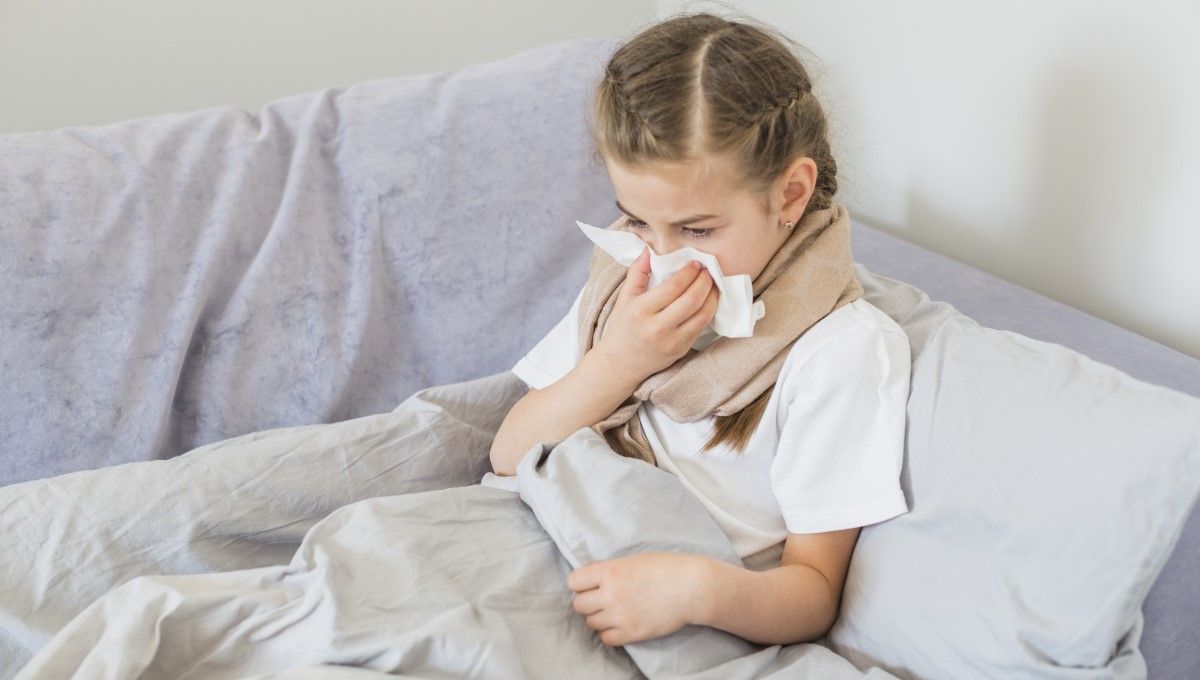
[0,0,656,133]
[660,0,1199,359]
[4,0,1196,358]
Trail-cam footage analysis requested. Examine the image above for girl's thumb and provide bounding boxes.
[622,246,652,297]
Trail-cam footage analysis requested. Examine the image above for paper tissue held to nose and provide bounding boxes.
[576,220,766,348]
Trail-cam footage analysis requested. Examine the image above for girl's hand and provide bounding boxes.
[594,247,719,384]
[567,551,709,647]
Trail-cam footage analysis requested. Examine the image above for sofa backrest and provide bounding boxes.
[0,37,623,485]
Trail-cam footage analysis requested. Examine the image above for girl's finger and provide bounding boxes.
[661,267,714,327]
[641,259,703,313]
[599,628,626,647]
[585,610,617,631]
[619,247,652,300]
[571,590,604,615]
[566,565,602,592]
[680,286,719,334]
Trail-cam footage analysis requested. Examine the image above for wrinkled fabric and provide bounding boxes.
[2,370,894,680]
[0,36,621,487]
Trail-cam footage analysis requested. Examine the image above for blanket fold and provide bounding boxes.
[2,371,894,680]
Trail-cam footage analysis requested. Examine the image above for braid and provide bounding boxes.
[775,88,839,211]
[587,11,845,456]
[736,87,808,128]
[809,131,838,211]
[772,91,802,111]
[606,66,648,126]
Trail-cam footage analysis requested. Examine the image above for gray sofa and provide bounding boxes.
[1,36,1197,678]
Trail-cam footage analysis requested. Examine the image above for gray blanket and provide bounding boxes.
[1,370,895,679]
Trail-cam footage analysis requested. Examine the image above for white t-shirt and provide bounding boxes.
[509,285,912,563]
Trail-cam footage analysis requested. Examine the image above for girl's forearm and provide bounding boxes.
[693,556,837,646]
[490,347,643,476]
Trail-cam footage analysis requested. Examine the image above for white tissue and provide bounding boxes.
[576,220,766,343]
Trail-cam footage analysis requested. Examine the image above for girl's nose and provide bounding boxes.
[638,235,681,256]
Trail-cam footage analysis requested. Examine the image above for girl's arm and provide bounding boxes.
[494,253,715,476]
[490,346,642,476]
[694,527,861,645]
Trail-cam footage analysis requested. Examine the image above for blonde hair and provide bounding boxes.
[587,10,839,455]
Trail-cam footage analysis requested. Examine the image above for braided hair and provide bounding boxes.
[587,11,842,455]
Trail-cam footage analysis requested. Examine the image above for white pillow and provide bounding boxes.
[823,272,1200,679]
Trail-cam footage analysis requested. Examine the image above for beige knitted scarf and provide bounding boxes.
[576,201,864,467]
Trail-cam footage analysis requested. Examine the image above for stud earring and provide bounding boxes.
[784,220,795,231]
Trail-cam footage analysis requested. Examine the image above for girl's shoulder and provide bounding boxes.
[778,298,910,388]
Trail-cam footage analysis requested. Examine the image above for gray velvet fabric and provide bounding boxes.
[0,36,621,487]
[1,33,1197,679]
[850,224,1200,401]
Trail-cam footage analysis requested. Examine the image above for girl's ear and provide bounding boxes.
[780,156,817,214]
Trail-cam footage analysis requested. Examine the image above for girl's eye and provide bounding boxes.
[622,217,712,239]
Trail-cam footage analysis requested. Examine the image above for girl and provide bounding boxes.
[490,12,911,650]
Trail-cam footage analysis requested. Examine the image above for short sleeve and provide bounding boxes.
[510,287,585,390]
[769,324,912,534]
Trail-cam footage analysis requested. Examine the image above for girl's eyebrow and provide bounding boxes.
[615,200,718,227]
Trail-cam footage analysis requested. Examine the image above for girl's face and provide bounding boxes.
[605,153,816,282]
